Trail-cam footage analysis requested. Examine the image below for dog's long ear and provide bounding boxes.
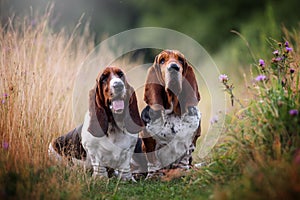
[144,57,166,110]
[180,64,200,112]
[87,84,108,137]
[124,86,144,134]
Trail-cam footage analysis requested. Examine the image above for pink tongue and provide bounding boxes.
[112,100,124,111]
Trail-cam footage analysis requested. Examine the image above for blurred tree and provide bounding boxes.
[1,0,300,56]
[127,0,268,53]
[0,0,139,43]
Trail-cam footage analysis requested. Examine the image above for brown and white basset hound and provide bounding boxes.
[140,50,201,177]
[48,66,143,181]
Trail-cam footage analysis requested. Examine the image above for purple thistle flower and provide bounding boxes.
[255,75,266,82]
[275,57,283,62]
[219,74,228,83]
[284,41,289,47]
[255,75,267,81]
[4,93,8,98]
[289,109,298,116]
[273,50,279,56]
[259,59,265,67]
[286,47,293,52]
[2,141,9,150]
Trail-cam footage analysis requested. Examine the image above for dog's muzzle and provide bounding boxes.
[167,63,180,72]
[110,78,126,114]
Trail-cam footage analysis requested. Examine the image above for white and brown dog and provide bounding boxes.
[48,66,143,181]
[141,50,201,178]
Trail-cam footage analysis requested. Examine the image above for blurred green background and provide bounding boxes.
[1,0,300,74]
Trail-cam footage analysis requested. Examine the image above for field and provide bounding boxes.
[1,12,300,199]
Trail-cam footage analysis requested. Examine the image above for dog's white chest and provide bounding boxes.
[81,113,137,169]
[146,108,201,166]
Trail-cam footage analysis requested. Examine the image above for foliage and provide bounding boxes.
[212,36,300,198]
[2,0,300,55]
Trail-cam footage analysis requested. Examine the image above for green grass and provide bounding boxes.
[82,178,211,200]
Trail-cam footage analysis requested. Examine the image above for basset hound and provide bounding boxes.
[141,50,201,177]
[48,66,143,181]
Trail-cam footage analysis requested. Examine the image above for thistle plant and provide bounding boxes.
[219,74,243,108]
[220,39,300,163]
[213,39,300,199]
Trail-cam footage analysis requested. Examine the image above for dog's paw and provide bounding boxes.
[117,170,136,182]
[120,175,136,182]
[92,172,108,180]
[132,173,147,181]
[119,175,136,182]
[171,163,191,170]
[145,171,164,180]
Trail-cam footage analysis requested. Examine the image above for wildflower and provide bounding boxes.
[259,59,265,67]
[255,75,266,82]
[2,141,9,150]
[219,74,228,83]
[275,57,282,62]
[4,93,8,98]
[286,47,293,53]
[273,50,279,56]
[289,109,298,116]
[290,68,295,74]
[284,41,289,47]
[1,99,5,104]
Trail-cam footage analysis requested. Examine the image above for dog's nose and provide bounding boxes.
[168,63,180,72]
[113,81,124,92]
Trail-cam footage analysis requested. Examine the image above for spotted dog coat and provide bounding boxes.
[141,50,201,177]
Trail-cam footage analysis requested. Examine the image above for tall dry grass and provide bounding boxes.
[0,8,214,199]
[0,9,96,199]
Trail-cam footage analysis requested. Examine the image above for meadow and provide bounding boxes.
[1,12,300,200]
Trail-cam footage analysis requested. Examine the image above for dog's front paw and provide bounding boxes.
[92,172,108,180]
[145,171,164,180]
[132,173,147,181]
[171,163,191,170]
[92,166,108,180]
[118,171,136,182]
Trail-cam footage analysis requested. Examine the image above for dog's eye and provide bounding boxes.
[159,58,165,65]
[117,71,124,78]
[178,57,184,65]
[100,74,108,83]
